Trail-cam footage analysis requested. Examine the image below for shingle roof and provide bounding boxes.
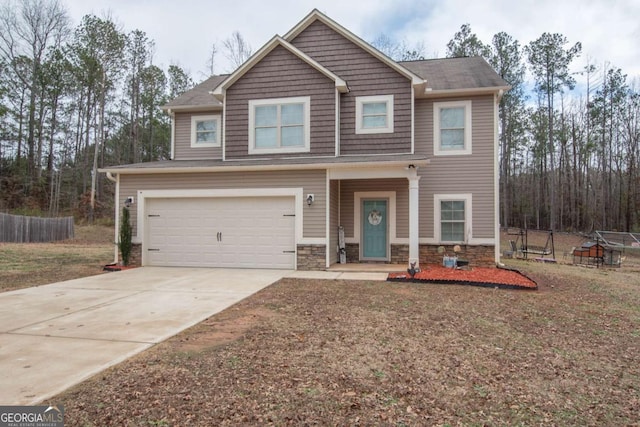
[162,74,228,110]
[400,56,509,91]
[163,56,508,111]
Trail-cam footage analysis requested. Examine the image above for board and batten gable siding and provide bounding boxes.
[119,169,326,239]
[415,95,496,239]
[339,178,409,239]
[225,45,336,160]
[173,112,223,160]
[290,20,412,155]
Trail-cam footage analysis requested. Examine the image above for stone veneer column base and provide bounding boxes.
[297,244,326,270]
[118,243,142,267]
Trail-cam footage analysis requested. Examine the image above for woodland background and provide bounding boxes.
[0,0,638,232]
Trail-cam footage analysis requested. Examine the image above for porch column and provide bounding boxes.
[408,174,421,267]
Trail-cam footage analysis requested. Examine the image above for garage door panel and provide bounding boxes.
[146,196,295,269]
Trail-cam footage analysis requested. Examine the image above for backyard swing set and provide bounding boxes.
[508,227,556,262]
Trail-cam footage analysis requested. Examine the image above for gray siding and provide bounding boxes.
[329,180,339,265]
[291,20,412,155]
[119,169,326,239]
[225,45,336,159]
[173,112,223,160]
[415,95,496,239]
[339,178,409,239]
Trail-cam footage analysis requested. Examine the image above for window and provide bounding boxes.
[433,100,472,155]
[355,95,394,134]
[249,96,310,154]
[434,194,472,243]
[190,115,221,148]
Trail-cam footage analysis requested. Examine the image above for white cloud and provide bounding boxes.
[63,0,640,85]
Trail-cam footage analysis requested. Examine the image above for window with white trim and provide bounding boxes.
[190,115,221,148]
[433,100,472,155]
[434,194,472,243]
[248,96,310,154]
[355,95,394,134]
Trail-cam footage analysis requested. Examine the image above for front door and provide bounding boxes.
[362,199,388,260]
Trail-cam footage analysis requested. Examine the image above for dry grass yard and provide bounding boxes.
[2,226,638,425]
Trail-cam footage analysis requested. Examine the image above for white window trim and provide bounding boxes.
[248,96,311,155]
[433,100,472,156]
[355,95,394,134]
[434,193,472,244]
[190,114,221,148]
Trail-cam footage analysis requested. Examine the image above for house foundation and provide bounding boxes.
[296,244,326,270]
[118,243,142,267]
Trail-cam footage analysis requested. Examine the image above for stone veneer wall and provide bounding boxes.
[391,244,409,264]
[297,244,326,270]
[118,243,142,267]
[345,243,359,263]
[343,243,495,267]
[420,245,495,268]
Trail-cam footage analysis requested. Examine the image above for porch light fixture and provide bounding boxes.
[124,196,134,208]
[306,194,314,206]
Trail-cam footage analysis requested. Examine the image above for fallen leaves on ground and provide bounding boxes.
[54,261,640,426]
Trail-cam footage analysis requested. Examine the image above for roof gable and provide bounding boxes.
[284,9,425,87]
[212,35,348,100]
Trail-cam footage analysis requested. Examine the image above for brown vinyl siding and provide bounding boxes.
[338,179,409,239]
[329,180,339,264]
[119,169,326,239]
[173,112,223,160]
[415,95,496,239]
[225,45,336,159]
[291,20,412,155]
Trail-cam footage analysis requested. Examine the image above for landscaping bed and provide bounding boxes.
[388,265,537,289]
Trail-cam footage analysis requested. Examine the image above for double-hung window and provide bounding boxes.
[433,100,472,155]
[191,115,221,148]
[435,194,472,243]
[249,96,310,154]
[355,95,394,134]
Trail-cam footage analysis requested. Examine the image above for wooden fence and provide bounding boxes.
[0,213,74,243]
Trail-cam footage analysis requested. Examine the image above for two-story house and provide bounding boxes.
[101,9,509,271]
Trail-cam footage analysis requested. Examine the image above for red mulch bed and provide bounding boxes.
[388,265,537,290]
[103,263,138,272]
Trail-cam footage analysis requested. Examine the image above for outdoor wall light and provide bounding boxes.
[124,196,134,208]
[306,194,315,206]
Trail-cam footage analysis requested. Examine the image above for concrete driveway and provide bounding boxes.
[0,267,290,405]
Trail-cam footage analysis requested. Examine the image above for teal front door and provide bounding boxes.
[362,199,388,259]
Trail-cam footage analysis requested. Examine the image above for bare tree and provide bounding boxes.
[371,34,427,61]
[222,31,252,71]
[0,0,69,181]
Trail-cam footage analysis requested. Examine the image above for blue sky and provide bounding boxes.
[62,0,640,90]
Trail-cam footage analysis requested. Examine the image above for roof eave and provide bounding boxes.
[99,158,431,175]
[161,104,223,112]
[419,85,511,98]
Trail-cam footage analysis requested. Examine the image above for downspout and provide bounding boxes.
[106,171,120,264]
[168,108,175,160]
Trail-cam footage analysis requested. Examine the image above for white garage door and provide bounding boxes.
[145,197,295,269]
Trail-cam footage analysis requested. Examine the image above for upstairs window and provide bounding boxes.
[355,95,394,134]
[249,96,310,154]
[191,115,221,148]
[433,100,472,155]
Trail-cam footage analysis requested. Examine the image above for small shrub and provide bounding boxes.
[118,207,133,266]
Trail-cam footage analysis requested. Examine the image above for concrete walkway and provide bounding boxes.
[0,267,290,405]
